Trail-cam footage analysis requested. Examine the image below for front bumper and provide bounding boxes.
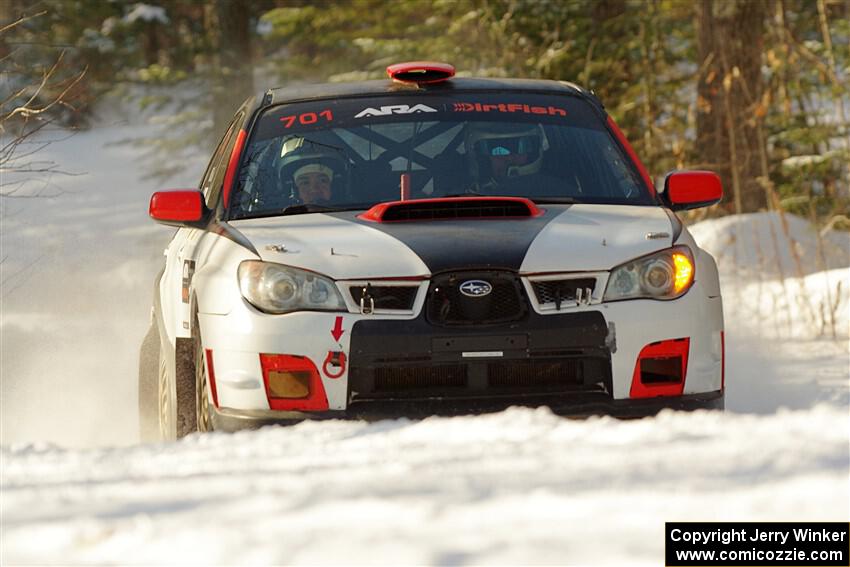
[198,273,723,416]
[210,390,725,431]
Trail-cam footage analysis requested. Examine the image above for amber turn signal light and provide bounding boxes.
[672,252,694,294]
[267,371,310,399]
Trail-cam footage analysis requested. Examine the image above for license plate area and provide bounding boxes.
[432,334,527,353]
[349,312,611,401]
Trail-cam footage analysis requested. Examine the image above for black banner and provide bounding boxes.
[252,92,602,142]
[666,522,849,566]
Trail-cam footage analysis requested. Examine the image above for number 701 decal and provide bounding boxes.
[280,110,333,128]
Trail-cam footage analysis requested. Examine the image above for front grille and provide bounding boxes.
[531,278,597,307]
[488,359,581,388]
[373,365,467,391]
[426,272,527,326]
[350,355,609,401]
[349,285,419,311]
[348,310,612,403]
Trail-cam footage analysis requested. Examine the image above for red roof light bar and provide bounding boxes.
[387,61,456,84]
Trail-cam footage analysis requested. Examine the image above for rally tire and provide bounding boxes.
[158,336,198,440]
[194,312,214,433]
[138,319,159,442]
[157,345,175,441]
[174,337,198,438]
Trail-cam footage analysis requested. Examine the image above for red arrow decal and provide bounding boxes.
[331,316,344,342]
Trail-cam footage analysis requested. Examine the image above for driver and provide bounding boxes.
[465,122,560,196]
[293,162,333,205]
[280,137,346,205]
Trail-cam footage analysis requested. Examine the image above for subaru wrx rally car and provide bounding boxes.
[139,62,725,440]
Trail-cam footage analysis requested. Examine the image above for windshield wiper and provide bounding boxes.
[230,204,366,220]
[435,194,579,204]
[531,197,580,204]
[280,204,342,216]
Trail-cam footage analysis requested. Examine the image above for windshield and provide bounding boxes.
[229,92,654,219]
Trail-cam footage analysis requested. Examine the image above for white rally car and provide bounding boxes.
[139,62,725,440]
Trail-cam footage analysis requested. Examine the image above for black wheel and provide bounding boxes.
[158,335,198,440]
[194,312,214,433]
[138,318,160,442]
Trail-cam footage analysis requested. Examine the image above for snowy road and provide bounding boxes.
[2,406,848,565]
[1,114,847,565]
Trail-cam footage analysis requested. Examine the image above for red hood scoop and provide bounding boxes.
[359,197,543,223]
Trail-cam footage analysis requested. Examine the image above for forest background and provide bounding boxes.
[2,0,848,231]
[2,6,848,562]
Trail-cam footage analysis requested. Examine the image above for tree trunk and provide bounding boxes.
[211,0,254,138]
[696,0,768,212]
[591,0,626,21]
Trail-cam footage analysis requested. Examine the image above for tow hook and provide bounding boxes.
[359,283,375,315]
[605,322,617,353]
[322,351,347,379]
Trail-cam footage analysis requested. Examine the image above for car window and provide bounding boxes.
[229,93,653,219]
[199,122,234,193]
[201,114,243,208]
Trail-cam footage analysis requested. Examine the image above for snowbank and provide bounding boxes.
[690,212,849,339]
[728,267,848,339]
[689,211,849,280]
[2,405,848,565]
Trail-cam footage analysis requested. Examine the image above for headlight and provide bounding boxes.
[603,246,694,301]
[238,261,346,314]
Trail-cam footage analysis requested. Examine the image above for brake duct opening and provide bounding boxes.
[260,354,329,411]
[629,338,689,398]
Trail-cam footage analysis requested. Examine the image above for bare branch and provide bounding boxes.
[2,166,84,175]
[0,124,53,166]
[4,52,64,120]
[26,65,88,119]
[0,10,89,204]
[1,252,48,299]
[779,24,845,94]
[2,190,66,198]
[1,176,69,198]
[1,140,53,163]
[0,119,53,153]
[0,45,22,65]
[0,11,47,35]
[0,83,33,112]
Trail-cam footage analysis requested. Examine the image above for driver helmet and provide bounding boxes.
[465,122,548,181]
[279,137,347,205]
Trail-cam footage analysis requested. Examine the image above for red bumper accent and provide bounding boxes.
[259,354,329,411]
[721,331,725,391]
[629,338,690,398]
[205,349,220,408]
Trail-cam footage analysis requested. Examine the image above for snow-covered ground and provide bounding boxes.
[1,107,847,565]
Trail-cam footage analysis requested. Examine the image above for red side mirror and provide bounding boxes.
[149,190,206,226]
[664,171,723,211]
